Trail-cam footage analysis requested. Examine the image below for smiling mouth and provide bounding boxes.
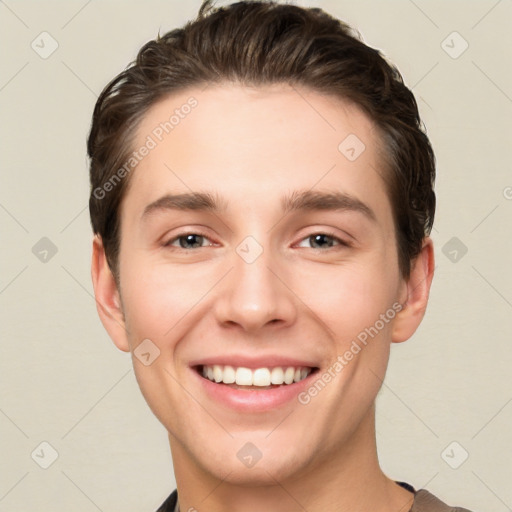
[195,364,319,390]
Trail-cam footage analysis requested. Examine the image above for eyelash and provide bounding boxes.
[163,231,350,251]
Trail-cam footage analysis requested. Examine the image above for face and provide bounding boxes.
[97,83,419,485]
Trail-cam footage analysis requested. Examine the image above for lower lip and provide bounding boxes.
[192,367,317,412]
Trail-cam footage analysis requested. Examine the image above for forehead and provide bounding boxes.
[121,83,392,225]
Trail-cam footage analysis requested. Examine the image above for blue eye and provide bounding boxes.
[165,233,211,249]
[297,233,348,249]
[164,231,349,251]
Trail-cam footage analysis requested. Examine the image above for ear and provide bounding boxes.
[392,237,435,343]
[91,235,130,352]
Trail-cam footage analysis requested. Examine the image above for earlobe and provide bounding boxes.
[91,235,130,352]
[391,237,435,344]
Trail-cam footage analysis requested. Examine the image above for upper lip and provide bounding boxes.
[189,355,319,369]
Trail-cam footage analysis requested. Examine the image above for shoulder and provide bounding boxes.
[412,488,475,512]
[155,489,178,512]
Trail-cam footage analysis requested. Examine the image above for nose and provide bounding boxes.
[212,241,298,333]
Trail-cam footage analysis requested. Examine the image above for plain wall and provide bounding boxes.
[1,1,511,510]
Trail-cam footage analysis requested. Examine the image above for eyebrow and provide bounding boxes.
[141,189,376,222]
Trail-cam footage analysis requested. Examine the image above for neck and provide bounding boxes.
[169,405,414,512]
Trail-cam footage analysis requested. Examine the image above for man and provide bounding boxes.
[88,1,474,510]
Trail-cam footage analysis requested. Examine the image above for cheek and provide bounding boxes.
[120,257,220,346]
[294,257,399,340]
[118,261,209,421]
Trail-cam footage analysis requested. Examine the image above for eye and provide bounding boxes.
[164,232,214,250]
[163,231,349,251]
[296,232,349,250]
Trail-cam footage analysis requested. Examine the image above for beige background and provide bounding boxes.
[1,0,511,510]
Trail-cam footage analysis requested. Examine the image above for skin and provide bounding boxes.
[92,83,434,512]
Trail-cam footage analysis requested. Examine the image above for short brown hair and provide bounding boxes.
[87,0,435,282]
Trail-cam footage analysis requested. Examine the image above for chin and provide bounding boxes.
[196,442,309,487]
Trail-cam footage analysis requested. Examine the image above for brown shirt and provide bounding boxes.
[411,489,474,511]
[156,482,475,511]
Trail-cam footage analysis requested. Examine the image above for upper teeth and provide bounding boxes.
[201,365,312,386]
